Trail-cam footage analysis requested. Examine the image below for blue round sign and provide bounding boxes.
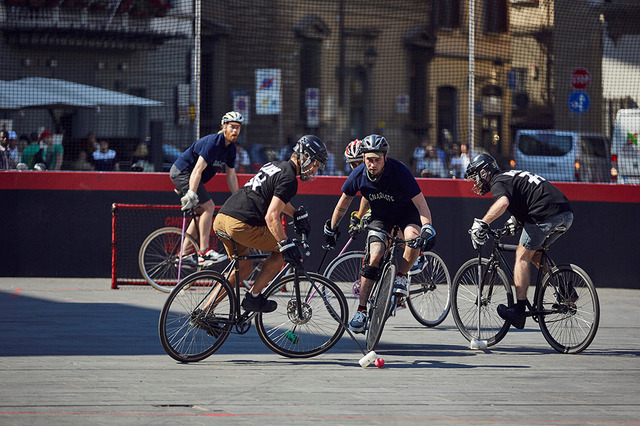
[569,90,590,114]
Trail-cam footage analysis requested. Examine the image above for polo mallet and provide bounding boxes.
[317,237,354,274]
[176,209,188,284]
[470,245,488,350]
[298,260,381,368]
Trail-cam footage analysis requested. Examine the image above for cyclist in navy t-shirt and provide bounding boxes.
[170,111,243,266]
[324,134,437,333]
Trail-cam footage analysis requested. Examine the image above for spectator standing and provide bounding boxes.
[0,131,10,170]
[21,132,41,169]
[418,145,447,178]
[40,130,63,170]
[92,140,120,171]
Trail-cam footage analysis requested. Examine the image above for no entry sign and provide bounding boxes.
[571,68,591,90]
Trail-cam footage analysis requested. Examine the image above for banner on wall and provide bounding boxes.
[255,69,281,115]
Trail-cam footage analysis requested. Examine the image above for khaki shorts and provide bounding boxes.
[213,213,279,257]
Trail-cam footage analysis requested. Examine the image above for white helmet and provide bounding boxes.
[344,139,363,163]
[221,111,244,126]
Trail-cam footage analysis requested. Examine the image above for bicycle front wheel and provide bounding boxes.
[536,264,600,354]
[323,250,365,315]
[139,227,200,293]
[366,263,396,352]
[255,272,348,358]
[407,251,451,327]
[158,270,235,362]
[451,258,513,347]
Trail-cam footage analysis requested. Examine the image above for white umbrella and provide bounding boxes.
[0,77,163,110]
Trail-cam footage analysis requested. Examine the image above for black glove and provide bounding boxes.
[347,211,362,238]
[323,219,340,248]
[278,238,303,267]
[293,206,311,236]
[409,224,437,252]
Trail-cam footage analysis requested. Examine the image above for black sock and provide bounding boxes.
[515,299,526,313]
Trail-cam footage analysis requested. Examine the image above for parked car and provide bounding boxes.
[611,108,640,184]
[512,130,612,182]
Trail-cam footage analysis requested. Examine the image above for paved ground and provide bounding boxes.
[0,278,638,425]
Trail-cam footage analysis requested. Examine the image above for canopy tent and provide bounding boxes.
[0,77,163,110]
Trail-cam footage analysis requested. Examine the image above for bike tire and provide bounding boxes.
[365,262,396,352]
[407,251,452,327]
[451,258,513,347]
[158,270,235,362]
[255,272,348,358]
[139,227,200,293]
[536,264,600,354]
[323,250,365,315]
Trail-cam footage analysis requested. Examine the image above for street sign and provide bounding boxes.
[569,90,590,114]
[571,68,591,90]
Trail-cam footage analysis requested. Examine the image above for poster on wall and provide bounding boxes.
[255,69,281,115]
[232,89,250,125]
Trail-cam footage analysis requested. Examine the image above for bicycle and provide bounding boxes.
[158,233,349,362]
[450,224,600,354]
[323,237,451,327]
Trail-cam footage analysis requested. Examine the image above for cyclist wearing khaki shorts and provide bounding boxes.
[213,135,328,313]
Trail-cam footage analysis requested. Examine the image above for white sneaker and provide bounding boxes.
[393,274,409,296]
[198,249,228,266]
[349,310,368,334]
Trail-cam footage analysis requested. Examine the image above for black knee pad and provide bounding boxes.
[361,264,381,281]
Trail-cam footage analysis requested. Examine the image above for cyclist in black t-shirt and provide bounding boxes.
[465,153,574,330]
[213,135,328,313]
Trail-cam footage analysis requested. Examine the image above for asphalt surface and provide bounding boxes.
[0,278,639,425]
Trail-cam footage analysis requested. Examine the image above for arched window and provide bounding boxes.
[437,86,458,150]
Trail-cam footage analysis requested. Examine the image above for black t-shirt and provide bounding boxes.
[490,170,572,224]
[219,160,298,226]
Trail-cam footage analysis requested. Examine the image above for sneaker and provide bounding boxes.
[349,310,368,334]
[409,256,426,275]
[393,274,409,297]
[241,293,277,313]
[198,249,228,267]
[497,304,526,329]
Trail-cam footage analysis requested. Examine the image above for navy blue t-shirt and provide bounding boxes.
[173,132,236,184]
[342,158,421,222]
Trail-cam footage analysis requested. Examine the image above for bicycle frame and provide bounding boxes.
[479,228,564,322]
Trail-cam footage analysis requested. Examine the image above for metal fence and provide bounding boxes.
[0,0,639,183]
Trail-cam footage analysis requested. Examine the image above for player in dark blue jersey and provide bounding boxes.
[170,111,243,266]
[465,153,574,330]
[324,134,437,333]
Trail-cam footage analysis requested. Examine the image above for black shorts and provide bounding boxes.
[367,210,421,235]
[169,164,212,205]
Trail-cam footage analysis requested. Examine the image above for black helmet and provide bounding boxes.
[360,134,389,157]
[465,153,499,195]
[294,135,328,181]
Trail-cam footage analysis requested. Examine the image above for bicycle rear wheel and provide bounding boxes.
[323,250,365,315]
[365,263,396,352]
[451,258,513,347]
[407,251,451,327]
[139,227,200,293]
[255,272,348,358]
[536,264,600,354]
[158,270,235,362]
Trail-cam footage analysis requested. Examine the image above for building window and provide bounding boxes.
[437,86,458,150]
[485,0,508,34]
[300,40,322,125]
[433,0,460,30]
[409,48,428,126]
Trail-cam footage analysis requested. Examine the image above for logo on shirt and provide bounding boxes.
[369,192,395,202]
[210,160,226,168]
[504,170,546,185]
[245,162,281,191]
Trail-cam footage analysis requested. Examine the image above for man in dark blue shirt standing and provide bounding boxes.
[170,111,243,266]
[324,134,437,333]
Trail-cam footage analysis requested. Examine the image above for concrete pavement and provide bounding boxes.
[0,278,639,425]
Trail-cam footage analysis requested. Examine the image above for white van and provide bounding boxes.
[611,109,640,184]
[512,130,611,182]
